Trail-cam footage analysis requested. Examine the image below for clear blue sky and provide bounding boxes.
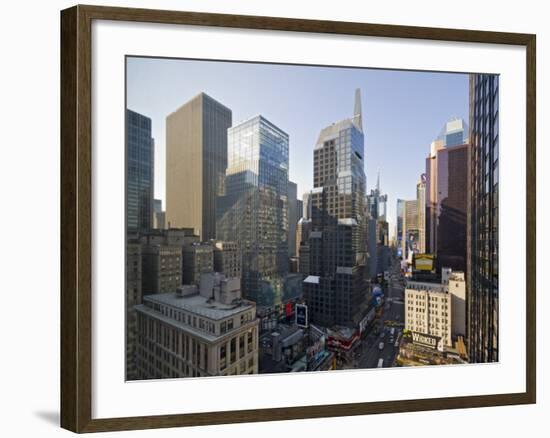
[126,57,468,232]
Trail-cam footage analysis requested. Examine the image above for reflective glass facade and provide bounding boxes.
[304,90,368,327]
[366,174,387,221]
[127,109,154,233]
[468,74,499,363]
[217,116,289,307]
[436,117,468,147]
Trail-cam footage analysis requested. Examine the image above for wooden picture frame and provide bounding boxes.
[60,4,536,433]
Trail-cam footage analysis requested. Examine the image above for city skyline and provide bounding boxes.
[126,56,469,231]
[125,59,497,380]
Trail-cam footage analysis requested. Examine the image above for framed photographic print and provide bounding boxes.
[60,4,536,433]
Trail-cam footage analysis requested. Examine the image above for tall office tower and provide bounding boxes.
[216,115,289,307]
[296,218,312,257]
[303,89,368,328]
[401,199,419,260]
[127,109,154,234]
[153,199,162,215]
[153,199,166,230]
[126,240,142,380]
[212,240,242,279]
[166,93,232,240]
[425,118,469,272]
[366,218,378,278]
[366,172,388,221]
[467,74,499,363]
[296,218,312,276]
[182,243,214,285]
[396,199,405,258]
[376,220,389,246]
[287,181,299,257]
[302,191,312,220]
[416,174,427,253]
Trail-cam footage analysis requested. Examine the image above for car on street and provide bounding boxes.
[377,358,384,368]
[378,342,384,351]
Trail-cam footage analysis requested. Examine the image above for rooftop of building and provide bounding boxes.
[142,291,254,321]
[304,275,320,284]
[315,117,361,148]
[184,242,213,251]
[407,269,465,291]
[229,114,289,138]
[405,281,447,293]
[167,91,233,118]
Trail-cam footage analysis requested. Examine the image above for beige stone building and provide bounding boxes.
[405,268,466,348]
[165,93,232,240]
[135,274,259,379]
[405,282,451,348]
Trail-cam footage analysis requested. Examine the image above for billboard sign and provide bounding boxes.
[295,303,308,328]
[407,230,419,253]
[414,253,435,272]
[410,331,440,350]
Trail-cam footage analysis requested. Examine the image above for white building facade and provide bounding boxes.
[405,268,466,348]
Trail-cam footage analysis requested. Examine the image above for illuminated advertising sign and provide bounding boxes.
[407,230,419,253]
[285,302,293,317]
[327,333,359,351]
[295,303,308,328]
[414,253,435,271]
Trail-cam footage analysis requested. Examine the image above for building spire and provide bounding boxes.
[376,170,380,192]
[354,88,363,132]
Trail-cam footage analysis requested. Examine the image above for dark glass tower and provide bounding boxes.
[127,109,154,234]
[468,74,499,363]
[303,89,368,328]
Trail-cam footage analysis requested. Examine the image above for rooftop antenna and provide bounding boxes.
[353,88,363,132]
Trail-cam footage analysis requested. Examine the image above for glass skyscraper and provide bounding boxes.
[366,172,387,221]
[126,109,154,234]
[216,115,289,307]
[468,74,499,363]
[304,89,368,328]
[436,117,468,147]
